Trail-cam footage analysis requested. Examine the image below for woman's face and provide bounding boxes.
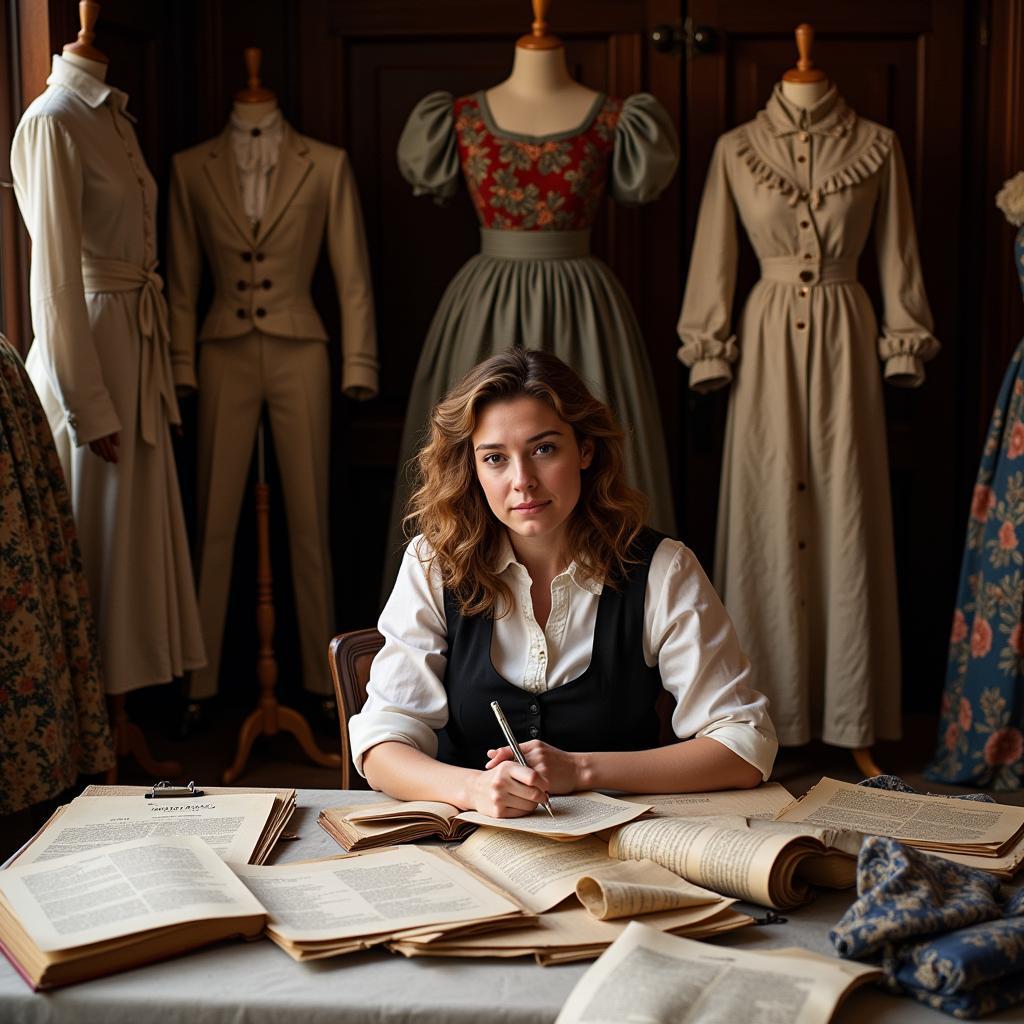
[471,395,592,552]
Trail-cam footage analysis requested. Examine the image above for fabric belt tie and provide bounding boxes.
[81,257,180,446]
[759,255,858,286]
[480,228,591,259]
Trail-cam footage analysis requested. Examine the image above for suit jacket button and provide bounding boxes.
[242,252,252,262]
[255,308,267,318]
[237,280,247,290]
[236,308,246,318]
[262,279,272,289]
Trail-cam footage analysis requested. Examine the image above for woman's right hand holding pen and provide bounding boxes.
[466,760,550,818]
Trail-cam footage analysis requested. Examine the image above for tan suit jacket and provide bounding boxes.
[167,123,378,397]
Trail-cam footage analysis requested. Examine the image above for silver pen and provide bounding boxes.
[490,700,555,818]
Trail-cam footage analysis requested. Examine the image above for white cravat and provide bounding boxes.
[229,107,284,226]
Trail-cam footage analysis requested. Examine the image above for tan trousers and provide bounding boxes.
[189,333,333,698]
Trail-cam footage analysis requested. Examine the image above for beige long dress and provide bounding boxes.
[10,56,205,694]
[677,85,939,748]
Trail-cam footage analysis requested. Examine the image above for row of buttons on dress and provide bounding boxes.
[236,251,272,319]
[794,125,815,605]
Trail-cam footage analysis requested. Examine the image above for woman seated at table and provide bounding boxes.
[350,349,777,816]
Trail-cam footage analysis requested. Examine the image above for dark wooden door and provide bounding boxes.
[679,2,967,715]
[294,0,687,629]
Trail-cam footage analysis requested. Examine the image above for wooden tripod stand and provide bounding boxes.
[222,423,341,783]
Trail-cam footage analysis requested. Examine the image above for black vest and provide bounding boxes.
[436,529,666,769]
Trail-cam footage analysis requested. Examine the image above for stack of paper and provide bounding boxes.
[81,784,298,864]
[386,827,751,963]
[10,787,297,868]
[232,845,531,960]
[774,777,1024,878]
[319,791,649,851]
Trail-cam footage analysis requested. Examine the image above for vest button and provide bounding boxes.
[242,252,252,262]
[236,308,246,318]
[237,280,247,290]
[255,308,267,318]
[262,279,272,289]
[528,703,539,714]
[529,726,539,738]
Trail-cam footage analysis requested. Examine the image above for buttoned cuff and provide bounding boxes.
[699,724,778,782]
[688,358,733,393]
[68,403,123,448]
[342,359,379,400]
[883,353,925,388]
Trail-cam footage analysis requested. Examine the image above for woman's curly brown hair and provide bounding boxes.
[404,348,649,617]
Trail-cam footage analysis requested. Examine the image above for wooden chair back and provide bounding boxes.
[328,628,384,789]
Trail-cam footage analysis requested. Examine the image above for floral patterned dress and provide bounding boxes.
[385,91,679,578]
[0,334,113,814]
[926,224,1024,789]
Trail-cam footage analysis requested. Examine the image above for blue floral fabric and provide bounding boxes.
[926,226,1024,789]
[832,837,1024,1018]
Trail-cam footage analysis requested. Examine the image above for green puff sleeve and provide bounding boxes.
[397,91,459,205]
[611,93,680,205]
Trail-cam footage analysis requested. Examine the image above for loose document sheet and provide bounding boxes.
[554,920,880,1024]
[0,837,263,953]
[456,792,649,838]
[232,845,521,944]
[774,777,1024,849]
[11,794,278,867]
[623,783,794,820]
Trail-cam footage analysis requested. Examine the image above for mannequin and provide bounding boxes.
[779,23,830,109]
[484,2,597,135]
[384,0,679,591]
[166,48,378,712]
[11,0,207,781]
[678,23,939,778]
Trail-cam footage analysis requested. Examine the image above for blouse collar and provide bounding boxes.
[47,55,134,120]
[761,82,853,138]
[495,532,603,596]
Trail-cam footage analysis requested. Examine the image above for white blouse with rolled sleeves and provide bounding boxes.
[349,535,778,781]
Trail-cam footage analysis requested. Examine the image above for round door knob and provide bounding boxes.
[691,25,718,54]
[650,23,684,54]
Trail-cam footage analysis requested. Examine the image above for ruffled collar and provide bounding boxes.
[736,84,890,209]
[759,83,855,138]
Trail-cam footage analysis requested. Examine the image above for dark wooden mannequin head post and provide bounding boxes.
[235,47,276,104]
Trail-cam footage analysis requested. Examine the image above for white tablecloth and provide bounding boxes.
[2,789,1020,1023]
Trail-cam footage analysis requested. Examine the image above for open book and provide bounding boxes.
[319,791,649,850]
[607,815,857,909]
[555,921,881,1024]
[0,836,528,989]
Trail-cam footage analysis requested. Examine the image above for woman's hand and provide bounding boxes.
[468,760,550,818]
[485,740,583,795]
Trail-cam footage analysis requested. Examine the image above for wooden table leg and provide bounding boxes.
[105,694,182,782]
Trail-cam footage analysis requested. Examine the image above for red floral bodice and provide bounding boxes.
[453,92,623,231]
